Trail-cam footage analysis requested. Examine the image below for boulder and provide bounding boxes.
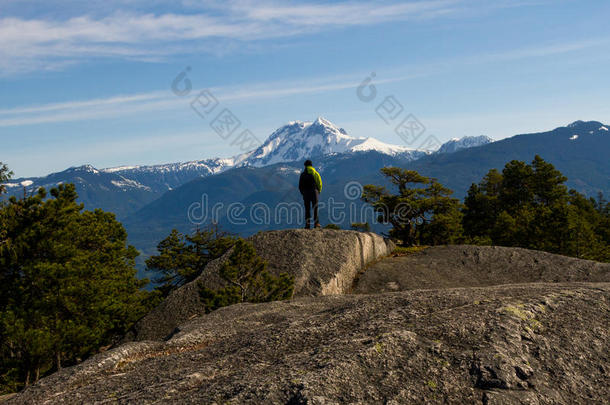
[125,229,393,341]
[354,245,610,294]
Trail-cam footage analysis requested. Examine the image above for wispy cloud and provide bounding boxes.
[1,33,606,128]
[0,1,462,74]
[0,72,402,127]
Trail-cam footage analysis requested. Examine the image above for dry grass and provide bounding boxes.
[392,245,429,257]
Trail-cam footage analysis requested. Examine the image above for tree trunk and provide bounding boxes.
[35,367,40,383]
[25,369,30,387]
[56,351,62,371]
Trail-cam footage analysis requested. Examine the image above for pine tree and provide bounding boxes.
[0,162,12,195]
[0,183,154,392]
[199,239,294,312]
[362,168,463,246]
[462,156,609,262]
[146,225,237,296]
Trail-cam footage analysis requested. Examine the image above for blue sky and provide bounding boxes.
[1,0,609,178]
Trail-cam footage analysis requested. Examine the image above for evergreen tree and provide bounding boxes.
[418,180,464,245]
[0,162,13,259]
[199,239,294,312]
[463,169,502,239]
[362,167,463,246]
[0,182,154,392]
[463,156,609,262]
[146,225,237,296]
[0,162,12,195]
[593,193,610,256]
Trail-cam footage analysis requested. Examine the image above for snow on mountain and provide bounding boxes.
[437,135,494,154]
[237,117,422,167]
[342,137,415,155]
[102,157,235,177]
[561,121,609,139]
[110,179,152,191]
[5,180,32,188]
[66,164,100,174]
[97,117,424,179]
[567,120,586,128]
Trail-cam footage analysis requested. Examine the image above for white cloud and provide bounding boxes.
[0,0,574,75]
[2,32,607,128]
[0,1,461,74]
[0,69,423,127]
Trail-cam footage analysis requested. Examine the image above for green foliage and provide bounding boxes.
[362,167,463,246]
[0,162,13,259]
[0,162,12,195]
[350,222,371,232]
[146,225,237,297]
[463,156,610,262]
[199,239,294,312]
[323,224,341,230]
[0,182,155,393]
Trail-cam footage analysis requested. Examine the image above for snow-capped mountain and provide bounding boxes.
[234,117,424,167]
[2,117,494,218]
[95,117,423,181]
[437,135,494,154]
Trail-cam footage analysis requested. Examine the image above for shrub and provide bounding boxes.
[199,239,294,312]
[351,222,371,232]
[146,225,237,296]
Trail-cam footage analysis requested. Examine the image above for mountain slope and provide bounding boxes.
[405,120,610,198]
[3,165,158,219]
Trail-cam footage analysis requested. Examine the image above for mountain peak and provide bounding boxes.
[240,118,421,167]
[567,120,585,128]
[437,135,494,154]
[308,116,348,136]
[566,120,602,129]
[313,116,332,126]
[67,164,99,174]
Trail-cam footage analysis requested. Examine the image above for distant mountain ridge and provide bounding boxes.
[4,117,484,218]
[406,120,610,198]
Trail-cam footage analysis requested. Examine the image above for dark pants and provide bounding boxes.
[303,190,319,228]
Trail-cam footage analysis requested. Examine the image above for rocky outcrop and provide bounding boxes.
[354,245,610,294]
[125,229,393,341]
[9,283,609,404]
[7,239,610,404]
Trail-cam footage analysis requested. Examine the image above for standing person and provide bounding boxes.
[299,159,323,229]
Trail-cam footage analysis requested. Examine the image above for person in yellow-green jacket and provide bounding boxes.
[298,159,322,229]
